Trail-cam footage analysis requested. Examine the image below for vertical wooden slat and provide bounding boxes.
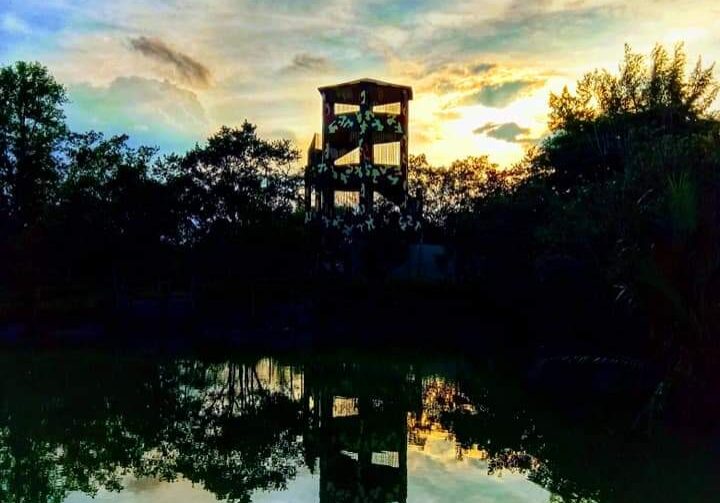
[359,83,374,215]
[322,93,335,217]
[401,91,409,209]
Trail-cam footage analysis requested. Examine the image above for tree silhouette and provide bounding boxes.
[168,123,301,242]
[542,43,719,192]
[0,61,67,228]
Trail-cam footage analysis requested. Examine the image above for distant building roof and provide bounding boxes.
[318,78,413,100]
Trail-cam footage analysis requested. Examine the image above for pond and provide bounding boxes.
[0,349,717,502]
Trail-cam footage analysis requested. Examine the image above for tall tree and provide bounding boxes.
[531,44,720,377]
[542,43,719,192]
[0,62,68,227]
[170,122,300,242]
[54,132,177,280]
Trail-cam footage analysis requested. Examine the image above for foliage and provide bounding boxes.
[408,153,514,228]
[542,43,719,192]
[1,44,720,401]
[166,123,301,243]
[0,62,305,295]
[0,61,67,227]
[531,44,720,381]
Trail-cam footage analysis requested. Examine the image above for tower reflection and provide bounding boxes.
[302,361,420,503]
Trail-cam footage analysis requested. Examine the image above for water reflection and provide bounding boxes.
[0,351,716,502]
[303,360,413,502]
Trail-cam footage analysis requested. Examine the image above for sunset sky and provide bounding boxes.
[1,0,719,166]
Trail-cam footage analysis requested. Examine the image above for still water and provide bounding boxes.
[0,349,716,502]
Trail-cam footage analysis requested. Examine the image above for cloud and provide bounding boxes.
[461,80,545,108]
[1,13,31,34]
[435,109,462,121]
[129,36,211,88]
[9,0,718,168]
[283,53,334,74]
[468,63,496,74]
[66,76,209,153]
[395,59,500,95]
[473,122,536,144]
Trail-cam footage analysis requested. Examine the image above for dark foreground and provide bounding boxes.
[0,339,719,503]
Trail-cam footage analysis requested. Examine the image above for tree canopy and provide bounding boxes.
[0,61,67,227]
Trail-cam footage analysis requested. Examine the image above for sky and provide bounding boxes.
[1,0,719,167]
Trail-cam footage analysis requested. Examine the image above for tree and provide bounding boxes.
[170,123,301,242]
[408,154,506,228]
[0,62,67,227]
[542,43,719,192]
[531,43,720,381]
[535,43,720,264]
[49,131,178,283]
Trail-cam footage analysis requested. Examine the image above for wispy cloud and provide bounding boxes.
[394,59,498,94]
[461,79,546,108]
[434,109,462,121]
[283,53,334,74]
[6,0,719,166]
[129,36,211,88]
[474,122,537,144]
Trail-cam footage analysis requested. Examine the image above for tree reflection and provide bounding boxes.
[0,351,717,503]
[143,361,305,502]
[0,353,306,503]
[427,366,720,503]
[0,352,161,502]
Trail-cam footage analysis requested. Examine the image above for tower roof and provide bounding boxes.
[319,78,413,100]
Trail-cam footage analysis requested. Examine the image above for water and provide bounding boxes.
[0,349,717,503]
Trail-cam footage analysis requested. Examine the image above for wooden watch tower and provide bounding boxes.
[305,79,413,218]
